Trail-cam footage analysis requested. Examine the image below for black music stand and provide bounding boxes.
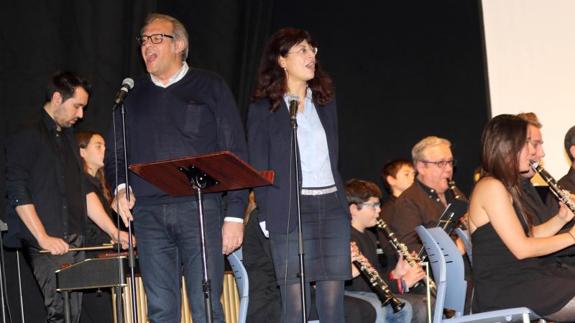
[129,151,273,323]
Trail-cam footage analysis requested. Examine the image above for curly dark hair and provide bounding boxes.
[252,27,334,111]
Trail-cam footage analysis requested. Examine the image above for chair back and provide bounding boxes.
[227,249,249,323]
[416,226,467,322]
[454,228,472,264]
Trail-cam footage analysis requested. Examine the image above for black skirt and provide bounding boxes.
[270,192,351,284]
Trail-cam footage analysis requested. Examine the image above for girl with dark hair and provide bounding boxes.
[76,131,116,323]
[247,28,350,323]
[468,114,575,321]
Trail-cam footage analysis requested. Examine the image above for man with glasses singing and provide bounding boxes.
[388,136,465,252]
[105,13,247,323]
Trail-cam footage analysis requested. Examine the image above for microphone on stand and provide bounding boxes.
[113,78,135,109]
[287,95,299,127]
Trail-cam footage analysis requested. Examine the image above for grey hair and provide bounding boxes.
[142,13,189,61]
[411,136,451,163]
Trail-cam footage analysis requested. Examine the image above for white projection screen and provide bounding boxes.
[481,0,575,183]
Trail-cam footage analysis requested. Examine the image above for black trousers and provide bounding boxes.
[25,234,85,323]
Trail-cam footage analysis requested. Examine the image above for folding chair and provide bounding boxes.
[227,249,249,323]
[416,226,540,323]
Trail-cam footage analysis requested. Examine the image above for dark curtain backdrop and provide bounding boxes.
[0,1,487,322]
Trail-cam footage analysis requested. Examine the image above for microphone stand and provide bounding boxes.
[112,102,138,323]
[289,100,307,323]
[0,220,8,323]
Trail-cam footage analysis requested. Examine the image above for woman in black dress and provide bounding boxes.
[468,114,575,321]
[247,28,351,323]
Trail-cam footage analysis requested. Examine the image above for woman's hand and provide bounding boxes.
[556,202,575,224]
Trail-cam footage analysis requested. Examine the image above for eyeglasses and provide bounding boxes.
[360,202,381,209]
[288,46,318,56]
[420,159,457,168]
[137,33,174,46]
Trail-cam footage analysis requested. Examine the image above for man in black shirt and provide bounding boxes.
[5,72,130,323]
[515,113,559,222]
[516,113,575,265]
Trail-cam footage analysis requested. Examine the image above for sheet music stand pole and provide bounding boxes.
[179,167,214,323]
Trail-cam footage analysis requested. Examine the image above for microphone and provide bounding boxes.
[113,78,134,109]
[288,95,299,124]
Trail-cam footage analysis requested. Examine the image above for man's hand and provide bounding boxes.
[111,188,136,227]
[38,235,69,255]
[222,221,243,255]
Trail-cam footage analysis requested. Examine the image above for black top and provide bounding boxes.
[520,177,575,263]
[105,69,248,218]
[5,109,90,247]
[347,227,400,294]
[559,167,575,193]
[520,177,558,225]
[373,195,400,269]
[84,175,114,248]
[390,180,465,251]
[471,204,575,316]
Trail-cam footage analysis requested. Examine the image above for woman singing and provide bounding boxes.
[247,28,350,323]
[468,114,575,321]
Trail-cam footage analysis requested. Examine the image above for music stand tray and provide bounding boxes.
[129,151,274,195]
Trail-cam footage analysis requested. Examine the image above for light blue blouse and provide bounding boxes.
[284,89,335,188]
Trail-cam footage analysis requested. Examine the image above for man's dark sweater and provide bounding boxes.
[105,68,248,217]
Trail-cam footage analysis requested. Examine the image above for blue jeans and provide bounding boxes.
[133,199,224,323]
[344,291,413,323]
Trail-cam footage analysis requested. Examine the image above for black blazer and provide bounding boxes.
[247,97,349,234]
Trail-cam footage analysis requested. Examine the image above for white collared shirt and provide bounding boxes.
[150,62,190,88]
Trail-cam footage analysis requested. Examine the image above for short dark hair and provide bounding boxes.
[345,178,382,208]
[381,158,412,190]
[45,71,91,104]
[565,125,575,162]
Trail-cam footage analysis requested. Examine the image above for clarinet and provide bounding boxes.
[447,179,468,230]
[448,179,462,201]
[530,161,575,213]
[376,219,436,292]
[350,242,405,313]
